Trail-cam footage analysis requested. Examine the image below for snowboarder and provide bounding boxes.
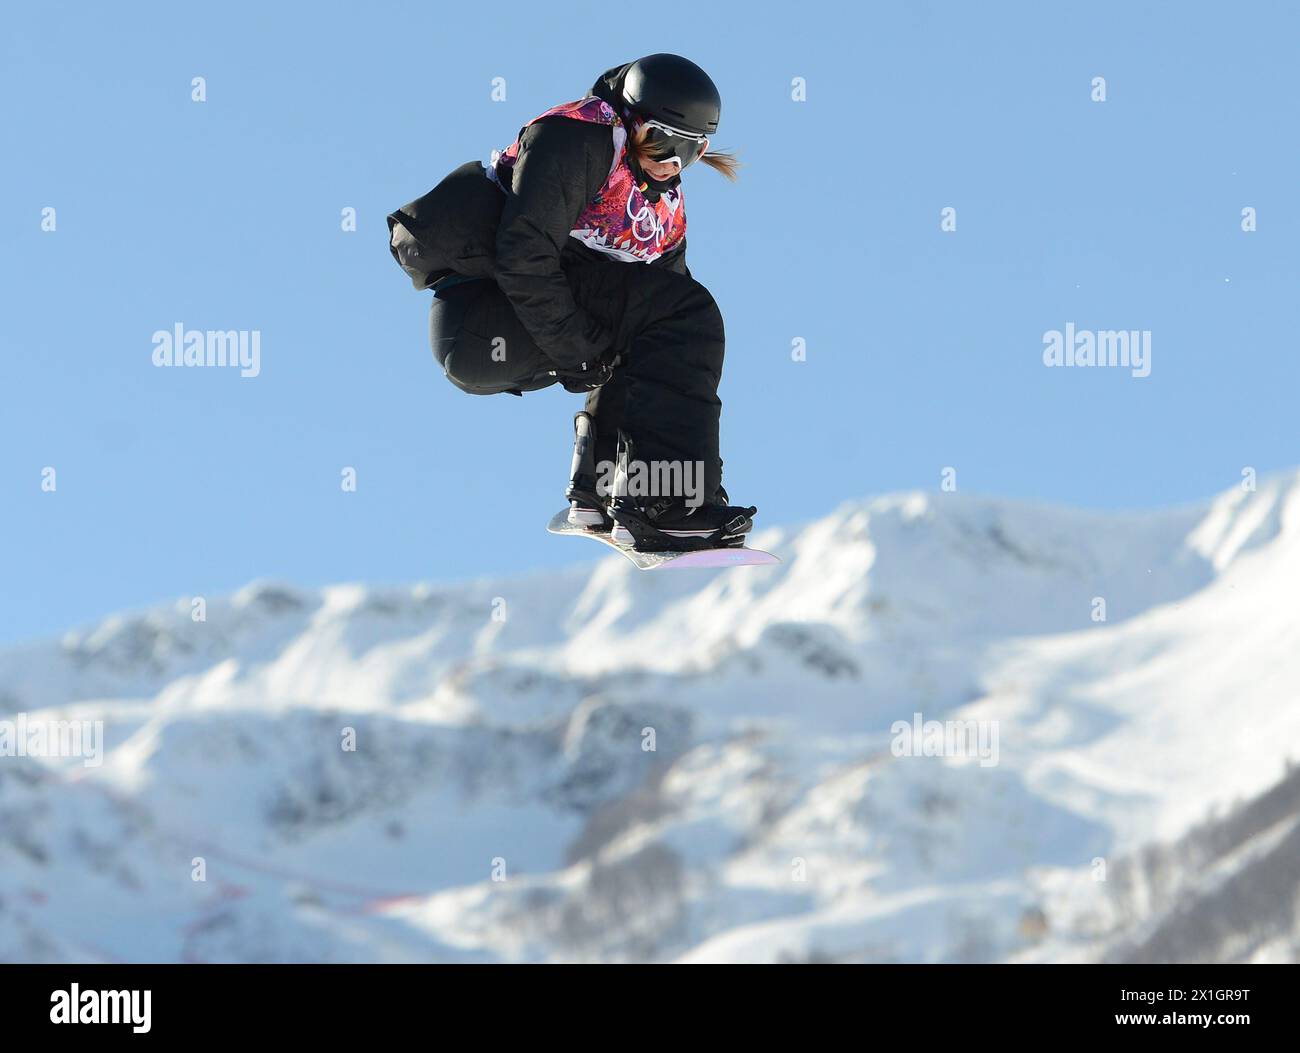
[388,54,756,551]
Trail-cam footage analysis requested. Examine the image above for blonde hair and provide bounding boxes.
[628,120,740,182]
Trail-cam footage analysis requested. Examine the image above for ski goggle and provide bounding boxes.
[639,118,709,170]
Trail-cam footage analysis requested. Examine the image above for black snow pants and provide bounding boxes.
[428,253,725,500]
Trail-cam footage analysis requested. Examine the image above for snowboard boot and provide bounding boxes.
[565,411,611,530]
[607,432,756,552]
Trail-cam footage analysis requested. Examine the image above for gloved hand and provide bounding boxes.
[553,355,617,393]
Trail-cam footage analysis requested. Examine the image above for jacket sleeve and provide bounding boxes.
[494,117,616,370]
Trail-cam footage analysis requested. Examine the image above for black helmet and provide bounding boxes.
[620,54,721,136]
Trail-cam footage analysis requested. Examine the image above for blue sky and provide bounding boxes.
[2,1,1297,643]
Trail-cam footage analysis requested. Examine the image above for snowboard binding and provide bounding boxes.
[565,411,612,530]
[609,504,754,553]
[607,432,757,553]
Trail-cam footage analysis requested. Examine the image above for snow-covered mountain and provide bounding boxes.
[3,473,1299,963]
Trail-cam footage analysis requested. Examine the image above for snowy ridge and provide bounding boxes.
[2,472,1299,963]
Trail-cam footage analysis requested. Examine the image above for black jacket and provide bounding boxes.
[388,64,689,371]
[493,116,689,369]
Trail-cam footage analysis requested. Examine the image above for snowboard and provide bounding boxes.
[547,510,780,571]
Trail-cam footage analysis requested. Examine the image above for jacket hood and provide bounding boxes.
[590,63,633,112]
